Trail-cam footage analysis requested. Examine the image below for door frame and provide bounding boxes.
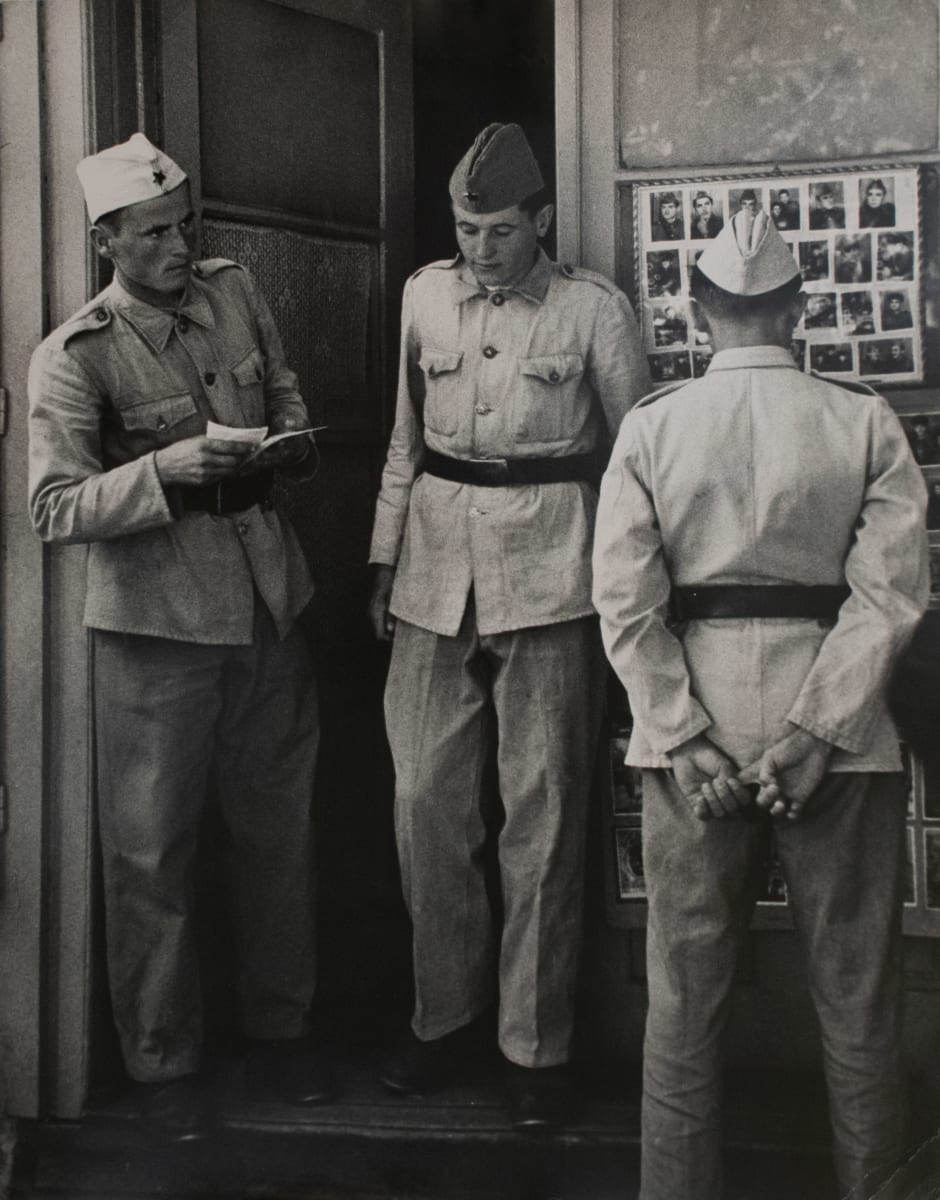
[0,0,98,1120]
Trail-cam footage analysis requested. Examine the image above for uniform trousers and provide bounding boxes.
[385,601,606,1068]
[93,600,319,1083]
[639,769,909,1200]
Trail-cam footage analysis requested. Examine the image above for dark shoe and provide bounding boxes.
[379,1025,479,1095]
[246,1038,335,1106]
[136,1074,215,1142]
[506,1063,572,1131]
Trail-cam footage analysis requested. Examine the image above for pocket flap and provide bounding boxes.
[121,392,198,432]
[420,348,463,379]
[519,353,584,385]
[232,348,265,386]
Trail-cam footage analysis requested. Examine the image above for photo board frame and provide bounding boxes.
[623,165,924,388]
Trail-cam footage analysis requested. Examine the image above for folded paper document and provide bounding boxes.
[206,421,326,462]
[206,421,268,445]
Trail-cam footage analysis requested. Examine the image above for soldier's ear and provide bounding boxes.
[90,225,115,261]
[535,203,555,239]
[688,296,711,335]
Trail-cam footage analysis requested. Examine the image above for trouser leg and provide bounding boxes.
[774,772,909,1198]
[213,604,320,1040]
[385,610,497,1039]
[488,618,606,1067]
[640,769,767,1200]
[93,630,222,1082]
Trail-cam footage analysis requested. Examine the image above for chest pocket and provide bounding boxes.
[230,347,266,424]
[119,392,199,441]
[419,348,463,436]
[513,353,585,443]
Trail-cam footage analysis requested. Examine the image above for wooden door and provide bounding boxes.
[158,0,414,1008]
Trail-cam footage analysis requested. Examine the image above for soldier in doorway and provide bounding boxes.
[368,122,649,1128]
[593,207,927,1199]
[28,134,329,1132]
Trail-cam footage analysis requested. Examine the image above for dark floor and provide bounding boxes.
[10,1018,852,1200]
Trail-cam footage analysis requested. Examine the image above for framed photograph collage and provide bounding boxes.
[632,166,923,387]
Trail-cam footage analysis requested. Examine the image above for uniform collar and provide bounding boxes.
[707,345,800,372]
[453,247,554,305]
[108,273,215,352]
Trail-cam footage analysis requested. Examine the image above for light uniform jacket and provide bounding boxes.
[28,261,313,644]
[593,345,928,773]
[369,249,649,636]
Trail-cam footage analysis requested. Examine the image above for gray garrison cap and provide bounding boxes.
[448,123,544,214]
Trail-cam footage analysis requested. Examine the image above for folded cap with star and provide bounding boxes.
[448,123,544,215]
[77,132,187,224]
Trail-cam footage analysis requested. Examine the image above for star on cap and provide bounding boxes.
[76,132,187,223]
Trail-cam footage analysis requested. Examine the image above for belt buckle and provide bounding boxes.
[470,456,510,484]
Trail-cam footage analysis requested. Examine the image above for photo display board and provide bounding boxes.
[633,167,923,387]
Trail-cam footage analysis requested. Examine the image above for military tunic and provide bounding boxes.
[593,345,928,1199]
[371,249,649,1067]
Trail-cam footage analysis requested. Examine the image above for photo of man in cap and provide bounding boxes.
[593,207,927,1199]
[809,181,846,229]
[368,121,648,1127]
[28,134,328,1129]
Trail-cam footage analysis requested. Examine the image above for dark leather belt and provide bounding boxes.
[422,446,598,487]
[177,472,274,515]
[671,584,851,621]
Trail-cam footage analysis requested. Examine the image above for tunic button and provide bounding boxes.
[94,308,107,322]
[177,315,189,333]
[427,366,438,379]
[491,292,505,306]
[156,417,168,431]
[549,369,561,383]
[474,405,491,415]
[482,345,498,359]
[204,371,216,385]
[238,521,249,536]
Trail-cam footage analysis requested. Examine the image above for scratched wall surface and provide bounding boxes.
[618,0,939,169]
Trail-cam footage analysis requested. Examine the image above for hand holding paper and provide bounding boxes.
[206,420,268,446]
[205,421,325,471]
[243,425,325,464]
